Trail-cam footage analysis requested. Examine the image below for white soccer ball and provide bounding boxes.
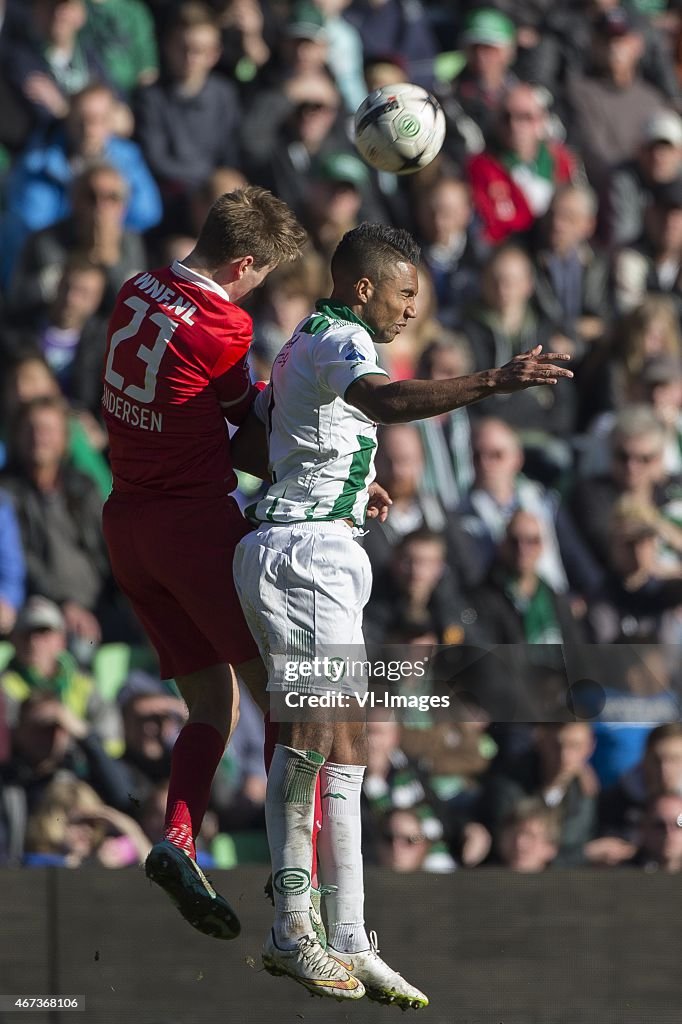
[353,83,446,175]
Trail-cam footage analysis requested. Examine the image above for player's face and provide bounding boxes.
[364,261,418,344]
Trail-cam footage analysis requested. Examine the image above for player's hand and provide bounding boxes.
[584,836,637,866]
[491,345,573,394]
[62,601,102,644]
[23,72,69,117]
[35,703,89,742]
[0,599,17,636]
[366,482,392,522]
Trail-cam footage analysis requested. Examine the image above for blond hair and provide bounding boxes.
[195,186,307,269]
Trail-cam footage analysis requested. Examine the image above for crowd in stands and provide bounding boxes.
[1,0,682,873]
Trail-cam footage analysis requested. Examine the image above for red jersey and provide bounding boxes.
[102,260,257,498]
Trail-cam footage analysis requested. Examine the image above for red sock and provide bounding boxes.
[263,711,322,887]
[164,722,225,859]
[311,782,322,889]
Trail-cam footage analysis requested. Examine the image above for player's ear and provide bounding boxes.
[356,277,373,305]
[237,256,254,278]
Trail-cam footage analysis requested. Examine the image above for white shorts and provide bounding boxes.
[233,520,372,695]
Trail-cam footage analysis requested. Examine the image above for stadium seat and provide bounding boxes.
[92,644,160,703]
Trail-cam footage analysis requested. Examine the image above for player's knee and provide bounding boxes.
[280,719,334,760]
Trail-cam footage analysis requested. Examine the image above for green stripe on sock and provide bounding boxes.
[282,751,324,803]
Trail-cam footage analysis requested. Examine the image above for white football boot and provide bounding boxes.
[262,930,366,1001]
[328,931,429,1010]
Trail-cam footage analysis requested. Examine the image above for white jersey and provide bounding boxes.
[247,301,388,526]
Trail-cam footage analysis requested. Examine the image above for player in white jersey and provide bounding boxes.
[232,224,573,1005]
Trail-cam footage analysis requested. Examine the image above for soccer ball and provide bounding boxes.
[353,83,446,175]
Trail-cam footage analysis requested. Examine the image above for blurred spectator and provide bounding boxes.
[362,52,407,94]
[363,717,457,871]
[613,179,682,315]
[1,352,112,499]
[630,791,682,872]
[0,691,130,864]
[472,510,586,644]
[1,83,161,282]
[414,335,475,510]
[462,247,576,446]
[0,395,110,645]
[0,596,121,747]
[568,405,682,571]
[606,110,682,247]
[479,723,597,865]
[82,0,159,96]
[445,9,518,149]
[134,2,241,225]
[4,0,113,124]
[588,503,682,642]
[579,296,682,429]
[8,163,146,323]
[565,9,665,189]
[116,670,186,810]
[0,489,26,635]
[458,419,599,596]
[598,723,682,847]
[4,255,107,405]
[344,0,439,90]
[313,0,366,112]
[368,423,481,588]
[582,645,682,790]
[375,808,451,873]
[243,70,349,216]
[532,183,611,348]
[24,775,149,866]
[365,527,477,647]
[467,84,577,245]
[303,152,370,261]
[213,0,273,87]
[495,796,560,871]
[0,1,35,158]
[414,176,484,327]
[582,354,682,479]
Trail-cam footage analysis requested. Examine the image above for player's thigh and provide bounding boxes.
[151,496,259,668]
[275,526,370,691]
[234,528,290,674]
[103,496,224,679]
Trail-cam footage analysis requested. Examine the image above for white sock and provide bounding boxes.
[266,743,325,948]
[317,761,370,954]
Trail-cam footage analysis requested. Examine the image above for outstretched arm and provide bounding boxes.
[346,346,573,425]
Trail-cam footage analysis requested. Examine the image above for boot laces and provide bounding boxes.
[297,936,348,980]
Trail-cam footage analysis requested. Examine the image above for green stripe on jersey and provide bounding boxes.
[301,314,329,335]
[328,435,376,519]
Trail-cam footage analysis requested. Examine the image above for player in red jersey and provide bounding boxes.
[101,186,307,939]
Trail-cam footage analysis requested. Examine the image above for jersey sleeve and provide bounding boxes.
[253,382,272,424]
[312,327,388,400]
[211,307,257,425]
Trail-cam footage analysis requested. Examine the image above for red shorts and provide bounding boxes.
[103,492,259,679]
